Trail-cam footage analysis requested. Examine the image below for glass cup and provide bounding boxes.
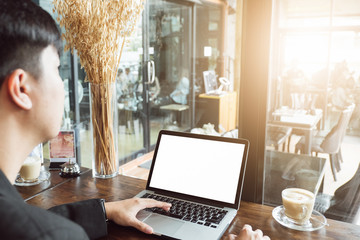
[19,156,41,183]
[282,188,315,225]
[19,144,43,183]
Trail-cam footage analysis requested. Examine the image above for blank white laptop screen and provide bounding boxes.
[149,134,245,204]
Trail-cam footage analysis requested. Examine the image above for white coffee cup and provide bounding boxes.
[19,156,41,183]
[282,188,315,225]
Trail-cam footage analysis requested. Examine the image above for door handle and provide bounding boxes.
[146,60,155,84]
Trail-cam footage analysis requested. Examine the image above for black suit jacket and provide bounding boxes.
[0,170,107,240]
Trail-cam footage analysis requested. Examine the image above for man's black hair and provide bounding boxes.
[0,0,62,87]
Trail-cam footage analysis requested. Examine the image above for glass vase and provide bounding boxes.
[89,82,118,178]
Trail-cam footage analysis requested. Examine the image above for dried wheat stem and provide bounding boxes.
[54,0,144,176]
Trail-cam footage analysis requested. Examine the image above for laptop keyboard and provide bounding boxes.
[141,193,228,228]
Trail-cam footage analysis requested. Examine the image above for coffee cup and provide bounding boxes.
[19,156,41,183]
[282,188,315,225]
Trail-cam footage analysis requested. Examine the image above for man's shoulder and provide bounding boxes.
[0,196,88,240]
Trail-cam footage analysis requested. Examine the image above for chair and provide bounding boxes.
[314,105,355,164]
[290,92,318,110]
[295,104,355,181]
[266,125,292,151]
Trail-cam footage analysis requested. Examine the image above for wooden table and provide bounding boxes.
[160,104,189,128]
[270,108,323,155]
[21,170,360,240]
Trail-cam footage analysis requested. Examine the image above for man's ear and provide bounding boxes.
[6,69,33,110]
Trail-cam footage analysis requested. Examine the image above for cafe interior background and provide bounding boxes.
[35,0,359,226]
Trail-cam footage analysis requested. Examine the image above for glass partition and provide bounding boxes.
[265,0,360,225]
[147,0,192,145]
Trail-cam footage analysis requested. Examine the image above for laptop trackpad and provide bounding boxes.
[144,214,184,236]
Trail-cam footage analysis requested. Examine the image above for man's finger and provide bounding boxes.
[225,234,237,240]
[140,198,172,210]
[243,224,253,231]
[237,224,253,238]
[254,229,264,237]
[132,218,154,234]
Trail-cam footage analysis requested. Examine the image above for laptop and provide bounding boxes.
[134,130,249,240]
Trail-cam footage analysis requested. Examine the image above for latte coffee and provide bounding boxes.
[282,188,315,225]
[19,156,41,182]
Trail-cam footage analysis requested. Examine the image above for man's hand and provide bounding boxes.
[104,198,171,234]
[224,224,270,240]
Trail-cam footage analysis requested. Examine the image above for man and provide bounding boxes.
[116,68,128,98]
[0,1,269,240]
[125,67,135,84]
[170,69,190,105]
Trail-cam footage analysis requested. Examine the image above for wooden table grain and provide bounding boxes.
[24,170,360,240]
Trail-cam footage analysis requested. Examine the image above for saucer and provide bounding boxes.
[14,170,51,187]
[272,205,328,231]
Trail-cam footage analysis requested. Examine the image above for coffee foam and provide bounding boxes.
[23,156,40,165]
[284,191,313,202]
[283,188,314,200]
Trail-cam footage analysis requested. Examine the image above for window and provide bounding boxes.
[264,0,360,225]
[39,0,240,173]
